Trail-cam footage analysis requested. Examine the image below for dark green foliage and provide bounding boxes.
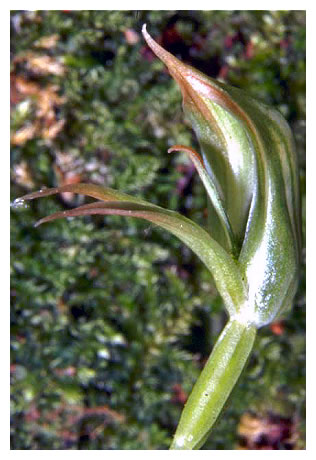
[11,10,305,449]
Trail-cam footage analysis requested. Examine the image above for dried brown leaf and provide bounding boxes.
[34,34,60,49]
[11,123,38,145]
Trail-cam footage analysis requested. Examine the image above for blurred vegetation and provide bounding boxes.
[10,10,305,450]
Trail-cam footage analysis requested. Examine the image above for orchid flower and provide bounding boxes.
[14,25,301,450]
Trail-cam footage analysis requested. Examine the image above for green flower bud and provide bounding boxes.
[142,24,301,328]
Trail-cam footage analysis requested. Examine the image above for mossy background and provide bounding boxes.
[10,10,305,450]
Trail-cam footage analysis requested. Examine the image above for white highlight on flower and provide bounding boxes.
[232,303,256,327]
[186,75,212,98]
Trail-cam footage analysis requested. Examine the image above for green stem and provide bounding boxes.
[170,319,257,450]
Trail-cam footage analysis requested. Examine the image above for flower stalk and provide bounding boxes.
[13,25,301,449]
[170,320,256,450]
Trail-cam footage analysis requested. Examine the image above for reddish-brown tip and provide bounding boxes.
[141,24,188,84]
[168,144,205,168]
[141,25,227,136]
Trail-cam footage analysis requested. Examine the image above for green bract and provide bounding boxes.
[15,25,301,450]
